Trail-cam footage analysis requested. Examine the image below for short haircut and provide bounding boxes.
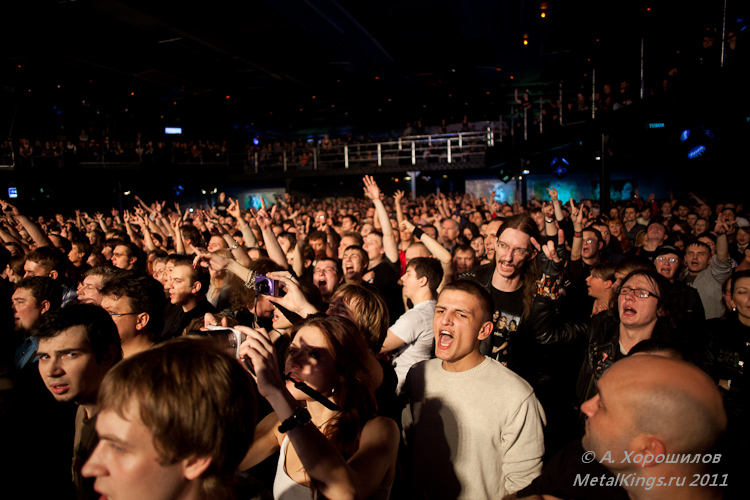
[407,257,443,296]
[277,232,297,249]
[330,284,389,353]
[343,245,369,268]
[686,241,712,254]
[97,337,257,499]
[315,257,342,278]
[71,240,92,259]
[308,230,326,243]
[33,303,123,364]
[82,265,121,284]
[25,246,66,276]
[99,272,167,338]
[172,257,210,296]
[614,256,653,277]
[439,279,494,324]
[340,231,363,247]
[590,262,616,283]
[15,276,62,311]
[342,214,359,227]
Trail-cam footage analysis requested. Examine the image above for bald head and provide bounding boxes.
[604,356,726,455]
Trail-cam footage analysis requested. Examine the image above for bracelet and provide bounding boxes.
[278,407,312,433]
[545,218,554,224]
[230,242,239,250]
[412,227,425,239]
[574,231,583,238]
[244,269,258,290]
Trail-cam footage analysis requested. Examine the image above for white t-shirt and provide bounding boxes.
[390,299,436,395]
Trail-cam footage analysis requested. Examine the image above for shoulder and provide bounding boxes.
[362,416,400,443]
[459,262,494,281]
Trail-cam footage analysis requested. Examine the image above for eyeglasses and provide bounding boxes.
[619,287,659,299]
[496,241,530,258]
[107,311,139,318]
[584,238,598,244]
[655,256,679,264]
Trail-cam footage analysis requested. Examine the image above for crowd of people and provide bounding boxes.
[0,179,746,500]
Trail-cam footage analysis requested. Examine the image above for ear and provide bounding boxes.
[182,455,212,481]
[40,299,51,315]
[418,275,428,288]
[191,280,202,294]
[101,344,120,368]
[603,280,614,290]
[129,256,137,266]
[629,435,666,468]
[135,312,150,331]
[477,321,493,341]
[48,269,59,280]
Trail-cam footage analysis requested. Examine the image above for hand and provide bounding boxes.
[191,246,230,272]
[531,229,567,276]
[254,198,276,231]
[393,190,405,205]
[237,325,285,399]
[265,271,316,316]
[546,186,558,202]
[111,208,119,218]
[227,197,242,220]
[122,210,130,223]
[400,220,415,234]
[570,199,583,229]
[174,201,181,212]
[95,212,104,221]
[647,193,655,202]
[363,175,381,201]
[714,219,730,236]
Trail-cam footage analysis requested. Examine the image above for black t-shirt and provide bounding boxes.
[480,286,525,366]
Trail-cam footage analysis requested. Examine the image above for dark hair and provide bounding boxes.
[230,258,285,311]
[343,245,369,269]
[99,272,167,338]
[180,225,203,247]
[33,303,123,363]
[308,230,326,243]
[614,256,653,278]
[0,244,10,270]
[583,225,603,243]
[407,257,443,296]
[341,231,363,247]
[609,269,676,337]
[15,276,63,311]
[731,270,750,295]
[342,214,359,227]
[496,214,542,319]
[628,338,690,362]
[590,262,616,282]
[439,279,494,324]
[71,240,93,260]
[98,337,257,499]
[288,314,375,458]
[172,257,210,296]
[25,246,65,276]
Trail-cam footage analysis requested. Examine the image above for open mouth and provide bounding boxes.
[49,383,70,394]
[437,330,454,349]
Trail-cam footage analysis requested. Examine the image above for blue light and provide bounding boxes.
[562,158,569,165]
[680,129,690,142]
[550,157,558,166]
[688,145,706,159]
[253,138,260,146]
[553,166,567,176]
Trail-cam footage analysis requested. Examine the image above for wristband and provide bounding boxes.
[412,227,425,239]
[545,218,554,224]
[574,231,583,238]
[278,407,312,433]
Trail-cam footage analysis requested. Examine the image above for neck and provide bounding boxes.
[643,239,662,251]
[345,276,364,286]
[441,351,485,372]
[618,322,656,352]
[307,400,341,433]
[583,256,600,266]
[369,255,383,268]
[409,288,433,306]
[182,296,202,313]
[624,220,636,229]
[122,334,154,358]
[491,269,524,292]
[80,402,98,421]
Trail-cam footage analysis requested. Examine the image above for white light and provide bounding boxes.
[124,191,131,195]
[201,190,207,194]
[522,169,530,175]
[595,156,601,160]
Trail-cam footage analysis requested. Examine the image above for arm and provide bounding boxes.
[254,200,288,269]
[239,412,283,470]
[228,198,259,249]
[132,214,157,253]
[569,199,584,262]
[122,211,143,248]
[13,205,53,248]
[393,190,406,228]
[171,218,185,254]
[363,176,399,264]
[380,330,406,354]
[714,220,730,264]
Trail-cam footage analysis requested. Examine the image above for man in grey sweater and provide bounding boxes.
[402,279,545,499]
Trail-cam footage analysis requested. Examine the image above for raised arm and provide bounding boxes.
[254,200,288,269]
[228,198,259,249]
[569,199,584,261]
[363,176,399,264]
[11,203,52,248]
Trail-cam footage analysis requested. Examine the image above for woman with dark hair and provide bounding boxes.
[238,314,399,500]
[576,269,677,404]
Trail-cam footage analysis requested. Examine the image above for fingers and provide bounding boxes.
[529,236,541,251]
[557,228,565,245]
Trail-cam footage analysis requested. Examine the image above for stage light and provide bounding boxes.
[688,145,706,159]
[680,129,690,142]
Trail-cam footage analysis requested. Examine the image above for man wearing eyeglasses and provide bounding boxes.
[99,272,166,358]
[653,245,706,333]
